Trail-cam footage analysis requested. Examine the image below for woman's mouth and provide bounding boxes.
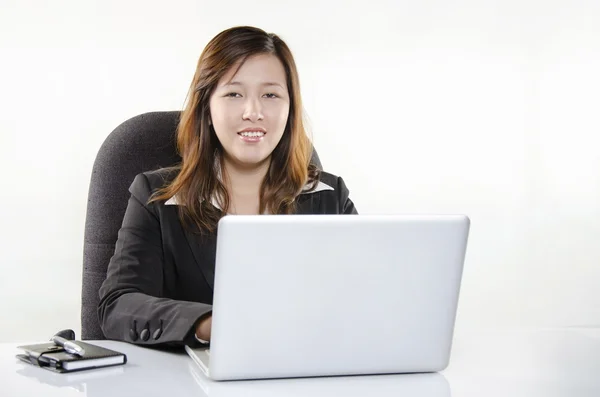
[238,130,266,142]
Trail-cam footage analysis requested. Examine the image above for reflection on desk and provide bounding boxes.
[9,340,449,397]
[5,328,600,397]
[187,362,450,397]
[16,364,125,393]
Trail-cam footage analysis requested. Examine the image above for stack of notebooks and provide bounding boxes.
[16,341,127,373]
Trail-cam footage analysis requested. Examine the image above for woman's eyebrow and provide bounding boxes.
[222,81,285,89]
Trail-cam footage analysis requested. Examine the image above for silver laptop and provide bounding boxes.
[185,214,470,381]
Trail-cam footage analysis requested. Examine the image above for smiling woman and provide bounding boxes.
[97,26,358,348]
[146,26,324,227]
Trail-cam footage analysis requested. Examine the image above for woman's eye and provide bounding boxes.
[224,92,278,98]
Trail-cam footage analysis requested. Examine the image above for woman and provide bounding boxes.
[97,26,358,347]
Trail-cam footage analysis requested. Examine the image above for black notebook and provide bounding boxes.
[16,341,127,373]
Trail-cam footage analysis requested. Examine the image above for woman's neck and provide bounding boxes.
[222,155,270,214]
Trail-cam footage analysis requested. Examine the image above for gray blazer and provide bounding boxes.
[97,168,358,347]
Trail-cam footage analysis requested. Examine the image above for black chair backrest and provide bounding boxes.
[81,111,322,339]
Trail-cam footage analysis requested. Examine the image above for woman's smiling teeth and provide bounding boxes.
[238,131,265,137]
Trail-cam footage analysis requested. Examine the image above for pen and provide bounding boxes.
[51,335,85,357]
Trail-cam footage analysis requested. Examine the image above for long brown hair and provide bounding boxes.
[149,26,319,233]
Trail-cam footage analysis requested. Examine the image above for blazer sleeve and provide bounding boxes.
[97,173,212,347]
[338,177,358,215]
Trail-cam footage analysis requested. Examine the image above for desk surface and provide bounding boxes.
[3,328,599,397]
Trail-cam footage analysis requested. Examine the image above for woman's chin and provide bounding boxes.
[227,152,271,169]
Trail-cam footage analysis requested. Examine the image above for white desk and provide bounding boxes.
[3,328,599,397]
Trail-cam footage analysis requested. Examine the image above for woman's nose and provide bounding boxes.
[242,98,264,121]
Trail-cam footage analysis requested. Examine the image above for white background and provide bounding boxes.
[1,0,599,342]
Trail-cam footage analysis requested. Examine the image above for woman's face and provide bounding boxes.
[209,54,290,169]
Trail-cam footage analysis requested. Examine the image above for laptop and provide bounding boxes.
[185,214,470,381]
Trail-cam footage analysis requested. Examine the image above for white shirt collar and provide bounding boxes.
[164,179,333,206]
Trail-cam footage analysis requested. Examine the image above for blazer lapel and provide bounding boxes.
[181,223,216,290]
[294,193,321,214]
[166,195,217,290]
[294,179,332,214]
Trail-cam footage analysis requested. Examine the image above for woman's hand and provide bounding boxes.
[195,314,212,341]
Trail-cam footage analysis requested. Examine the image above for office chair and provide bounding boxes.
[81,111,323,339]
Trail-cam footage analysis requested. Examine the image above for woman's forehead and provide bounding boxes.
[219,54,287,87]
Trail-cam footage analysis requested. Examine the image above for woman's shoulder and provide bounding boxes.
[128,166,352,202]
[127,167,179,200]
[142,167,180,189]
[300,170,357,214]
[315,170,338,187]
[302,170,350,196]
[133,168,349,193]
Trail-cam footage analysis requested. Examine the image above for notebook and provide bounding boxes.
[16,341,127,373]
